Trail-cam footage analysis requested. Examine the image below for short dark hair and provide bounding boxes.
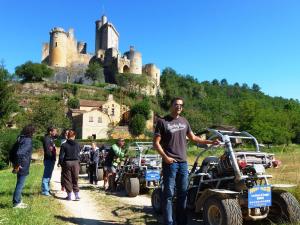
[21,124,35,138]
[47,126,56,133]
[170,97,184,106]
[67,129,76,139]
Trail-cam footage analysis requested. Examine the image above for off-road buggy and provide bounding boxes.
[115,142,162,197]
[79,144,109,181]
[151,129,300,225]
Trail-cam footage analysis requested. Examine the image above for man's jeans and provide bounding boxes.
[13,174,27,204]
[41,160,55,194]
[162,161,188,225]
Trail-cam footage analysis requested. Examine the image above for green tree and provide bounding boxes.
[0,67,17,128]
[130,100,151,120]
[220,78,228,86]
[252,83,261,92]
[85,62,105,83]
[0,129,19,169]
[67,98,80,109]
[129,114,146,136]
[116,73,149,94]
[15,61,54,82]
[27,97,71,133]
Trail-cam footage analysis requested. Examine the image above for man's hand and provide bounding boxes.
[163,156,177,164]
[12,165,21,174]
[211,139,221,145]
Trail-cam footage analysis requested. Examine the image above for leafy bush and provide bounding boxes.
[0,129,20,169]
[27,97,71,134]
[129,114,146,136]
[15,61,54,82]
[67,98,80,109]
[0,67,17,128]
[85,62,105,83]
[130,100,151,120]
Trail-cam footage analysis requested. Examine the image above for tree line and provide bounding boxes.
[158,68,300,145]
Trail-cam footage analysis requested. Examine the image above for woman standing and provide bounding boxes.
[12,124,35,208]
[59,130,81,201]
[88,142,99,185]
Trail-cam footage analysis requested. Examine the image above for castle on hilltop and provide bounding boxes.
[42,15,160,95]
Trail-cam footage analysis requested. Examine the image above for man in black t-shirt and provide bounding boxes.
[154,97,219,225]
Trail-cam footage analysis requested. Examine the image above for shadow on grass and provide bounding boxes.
[0,202,11,208]
[0,191,37,198]
[55,215,123,225]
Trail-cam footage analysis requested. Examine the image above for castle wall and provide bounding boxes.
[41,43,49,63]
[107,24,119,50]
[143,64,161,86]
[124,46,142,74]
[49,28,68,67]
[47,27,91,67]
[77,42,86,54]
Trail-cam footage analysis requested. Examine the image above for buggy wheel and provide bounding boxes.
[97,168,104,181]
[108,175,116,191]
[268,191,300,223]
[203,196,242,225]
[125,177,140,197]
[79,164,87,174]
[187,187,198,210]
[151,188,162,214]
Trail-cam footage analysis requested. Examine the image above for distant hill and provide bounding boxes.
[158,68,300,144]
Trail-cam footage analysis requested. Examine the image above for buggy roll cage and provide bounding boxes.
[191,129,272,183]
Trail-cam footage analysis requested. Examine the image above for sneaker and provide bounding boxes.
[65,196,72,201]
[41,192,51,196]
[65,192,72,201]
[74,192,80,201]
[13,202,28,209]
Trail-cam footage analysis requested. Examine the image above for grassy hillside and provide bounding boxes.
[0,164,68,225]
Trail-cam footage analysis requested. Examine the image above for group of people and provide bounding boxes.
[11,125,126,208]
[11,96,218,225]
[12,127,82,207]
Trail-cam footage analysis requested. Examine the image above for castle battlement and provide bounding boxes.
[42,14,160,95]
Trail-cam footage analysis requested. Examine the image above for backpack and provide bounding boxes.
[9,138,20,165]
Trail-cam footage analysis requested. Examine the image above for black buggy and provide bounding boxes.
[152,129,300,225]
[115,142,162,197]
[79,144,109,181]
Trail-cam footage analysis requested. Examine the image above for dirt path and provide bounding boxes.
[51,165,111,225]
[51,164,201,225]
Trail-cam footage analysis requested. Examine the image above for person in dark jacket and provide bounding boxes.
[58,129,69,192]
[59,129,81,201]
[41,126,58,196]
[12,124,35,208]
[88,142,99,185]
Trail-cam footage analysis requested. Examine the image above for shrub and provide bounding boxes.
[67,98,80,109]
[0,129,20,169]
[130,100,151,120]
[15,61,54,82]
[129,114,146,136]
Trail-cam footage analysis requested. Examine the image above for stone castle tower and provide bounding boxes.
[42,14,160,95]
[42,28,92,67]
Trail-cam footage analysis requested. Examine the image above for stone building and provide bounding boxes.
[42,28,93,67]
[70,94,130,139]
[72,109,111,139]
[42,14,160,95]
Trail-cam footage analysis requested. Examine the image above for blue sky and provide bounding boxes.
[1,0,300,100]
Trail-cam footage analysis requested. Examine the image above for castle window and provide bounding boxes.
[98,117,102,123]
[89,116,93,122]
[111,108,115,116]
[55,42,58,47]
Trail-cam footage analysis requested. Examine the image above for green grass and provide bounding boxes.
[0,164,67,225]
